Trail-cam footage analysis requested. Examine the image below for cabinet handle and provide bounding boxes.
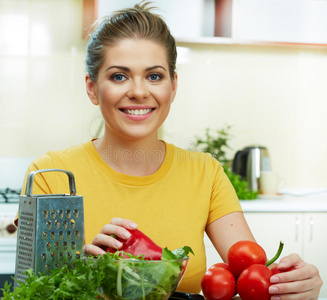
[309,217,314,242]
[295,217,300,242]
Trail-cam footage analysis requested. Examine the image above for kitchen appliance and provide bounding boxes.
[0,157,36,296]
[14,169,84,285]
[0,189,20,296]
[232,145,271,192]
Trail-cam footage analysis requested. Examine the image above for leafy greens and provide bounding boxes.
[1,246,193,300]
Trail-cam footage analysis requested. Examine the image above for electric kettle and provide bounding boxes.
[232,145,271,192]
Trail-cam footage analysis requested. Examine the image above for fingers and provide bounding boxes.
[93,231,124,249]
[110,217,138,230]
[269,277,321,300]
[83,218,138,257]
[83,243,107,256]
[83,232,122,256]
[277,253,304,270]
[270,275,313,293]
[269,257,323,300]
[107,217,138,238]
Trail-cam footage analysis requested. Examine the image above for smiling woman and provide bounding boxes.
[85,38,177,151]
[17,1,323,297]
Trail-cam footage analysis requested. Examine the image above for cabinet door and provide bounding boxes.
[244,212,304,260]
[303,213,327,297]
[97,0,215,39]
[233,0,327,44]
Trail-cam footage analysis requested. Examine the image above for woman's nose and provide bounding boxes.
[127,79,150,100]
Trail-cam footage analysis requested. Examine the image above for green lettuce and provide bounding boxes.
[98,246,193,300]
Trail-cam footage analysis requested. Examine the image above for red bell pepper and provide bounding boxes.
[106,228,163,260]
[271,265,296,275]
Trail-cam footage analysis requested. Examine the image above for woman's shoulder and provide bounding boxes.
[165,142,221,168]
[29,141,93,170]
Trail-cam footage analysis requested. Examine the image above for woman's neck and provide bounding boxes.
[93,134,166,176]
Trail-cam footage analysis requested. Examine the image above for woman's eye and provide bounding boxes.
[111,74,126,82]
[148,73,162,81]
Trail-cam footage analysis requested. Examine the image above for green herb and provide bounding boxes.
[194,127,232,164]
[1,246,193,300]
[1,259,103,300]
[193,126,259,200]
[223,165,258,200]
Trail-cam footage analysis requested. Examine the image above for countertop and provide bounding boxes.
[233,297,327,300]
[240,191,327,212]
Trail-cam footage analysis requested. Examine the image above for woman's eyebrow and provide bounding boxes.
[105,65,167,72]
[105,65,130,72]
[146,65,167,72]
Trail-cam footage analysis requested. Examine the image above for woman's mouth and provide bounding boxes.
[119,107,155,121]
[120,108,154,115]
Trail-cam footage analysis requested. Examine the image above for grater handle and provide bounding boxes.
[25,169,77,196]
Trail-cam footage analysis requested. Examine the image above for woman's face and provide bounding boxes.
[86,39,178,142]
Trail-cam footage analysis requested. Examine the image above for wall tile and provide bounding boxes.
[29,0,85,56]
[163,43,327,188]
[0,57,29,127]
[0,0,29,55]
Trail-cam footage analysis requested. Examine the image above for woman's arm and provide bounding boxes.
[206,211,255,262]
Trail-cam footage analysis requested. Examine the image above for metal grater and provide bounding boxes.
[14,169,85,286]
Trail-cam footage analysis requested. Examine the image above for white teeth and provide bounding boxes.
[125,109,152,115]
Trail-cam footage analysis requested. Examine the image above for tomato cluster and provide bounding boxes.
[201,240,286,300]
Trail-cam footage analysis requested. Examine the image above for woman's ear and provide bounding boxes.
[85,74,99,105]
[170,72,178,103]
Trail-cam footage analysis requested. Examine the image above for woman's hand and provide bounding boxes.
[83,217,138,256]
[269,253,323,300]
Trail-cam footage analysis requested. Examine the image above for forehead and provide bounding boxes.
[102,39,168,68]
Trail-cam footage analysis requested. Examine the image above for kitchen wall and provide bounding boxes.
[1,0,326,188]
[164,43,327,188]
[0,0,100,158]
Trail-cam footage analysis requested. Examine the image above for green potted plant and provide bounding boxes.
[193,126,258,200]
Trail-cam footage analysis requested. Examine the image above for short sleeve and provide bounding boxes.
[207,159,243,225]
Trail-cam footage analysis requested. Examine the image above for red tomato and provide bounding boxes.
[227,240,267,277]
[208,262,237,296]
[208,262,232,272]
[237,264,272,300]
[201,266,236,300]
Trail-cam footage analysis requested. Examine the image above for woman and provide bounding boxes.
[21,1,322,297]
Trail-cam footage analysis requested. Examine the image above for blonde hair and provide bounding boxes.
[85,1,177,82]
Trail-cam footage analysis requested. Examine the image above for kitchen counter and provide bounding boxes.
[233,297,327,300]
[240,192,327,212]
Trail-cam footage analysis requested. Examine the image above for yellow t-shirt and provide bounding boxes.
[19,140,242,293]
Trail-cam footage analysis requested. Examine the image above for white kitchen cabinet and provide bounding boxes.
[244,212,303,260]
[233,0,327,44]
[95,0,327,45]
[97,0,215,39]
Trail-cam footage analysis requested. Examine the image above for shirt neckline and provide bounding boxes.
[83,139,174,186]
